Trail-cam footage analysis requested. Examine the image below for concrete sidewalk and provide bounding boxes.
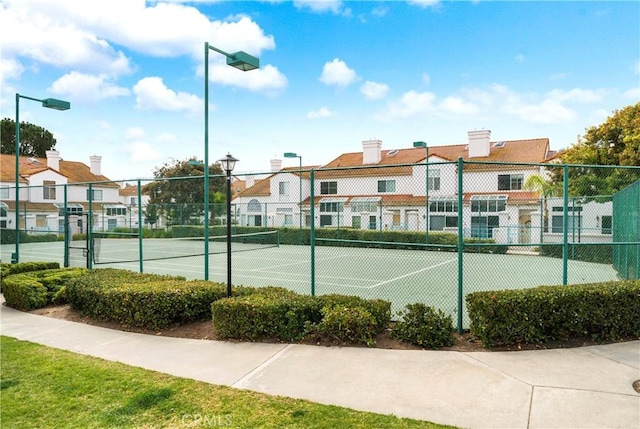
[1,304,638,429]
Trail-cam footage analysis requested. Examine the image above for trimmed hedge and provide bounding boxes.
[212,288,322,341]
[211,289,392,345]
[2,268,87,311]
[391,303,455,349]
[540,243,613,265]
[1,261,60,280]
[466,280,640,347]
[65,269,229,329]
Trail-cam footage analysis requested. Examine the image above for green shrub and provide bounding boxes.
[1,261,60,280]
[315,305,378,346]
[2,267,87,311]
[466,280,640,347]
[211,292,321,341]
[2,276,48,311]
[391,303,455,349]
[316,294,391,333]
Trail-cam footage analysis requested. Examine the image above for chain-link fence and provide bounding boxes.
[2,160,638,330]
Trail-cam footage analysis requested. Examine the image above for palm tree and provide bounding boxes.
[523,174,562,241]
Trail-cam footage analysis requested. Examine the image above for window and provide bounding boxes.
[43,180,56,200]
[498,174,523,191]
[377,180,396,193]
[320,181,337,195]
[428,169,440,191]
[471,216,499,238]
[0,203,7,217]
[320,202,343,212]
[86,189,103,201]
[601,215,612,235]
[36,215,47,227]
[430,200,458,213]
[352,216,361,229]
[279,181,289,196]
[130,197,137,206]
[470,195,507,212]
[551,208,582,234]
[247,199,262,212]
[283,214,293,226]
[430,215,458,231]
[0,186,8,199]
[351,197,380,213]
[55,203,83,216]
[106,207,127,216]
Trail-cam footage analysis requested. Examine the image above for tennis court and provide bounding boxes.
[2,238,619,326]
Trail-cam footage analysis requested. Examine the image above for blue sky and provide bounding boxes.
[1,0,638,181]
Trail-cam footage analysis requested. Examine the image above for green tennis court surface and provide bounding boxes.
[2,240,618,326]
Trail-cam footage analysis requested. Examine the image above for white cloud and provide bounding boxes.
[385,90,436,119]
[634,59,640,75]
[371,6,389,17]
[360,81,389,100]
[439,96,478,115]
[125,141,162,162]
[622,87,640,100]
[0,58,24,82]
[407,0,441,8]
[319,58,358,88]
[514,54,525,63]
[125,127,146,140]
[294,0,343,14]
[209,63,288,94]
[133,77,201,113]
[547,88,607,103]
[49,72,130,104]
[422,73,431,87]
[307,107,333,118]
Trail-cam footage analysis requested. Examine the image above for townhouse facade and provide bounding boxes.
[233,130,613,245]
[0,151,141,236]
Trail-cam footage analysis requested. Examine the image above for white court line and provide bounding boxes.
[362,258,458,290]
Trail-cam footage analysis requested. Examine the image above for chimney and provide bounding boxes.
[362,139,382,164]
[90,155,102,175]
[270,158,282,172]
[245,176,255,188]
[467,129,491,158]
[46,150,60,171]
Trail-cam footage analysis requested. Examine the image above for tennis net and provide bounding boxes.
[93,230,279,264]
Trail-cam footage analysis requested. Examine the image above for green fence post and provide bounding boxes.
[310,169,315,296]
[562,165,569,285]
[138,179,143,273]
[63,184,69,268]
[456,156,464,334]
[88,183,93,270]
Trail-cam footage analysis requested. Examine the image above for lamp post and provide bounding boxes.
[14,94,70,264]
[218,153,238,298]
[203,42,259,280]
[284,152,303,244]
[413,141,429,247]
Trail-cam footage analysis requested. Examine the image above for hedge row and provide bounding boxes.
[0,229,60,245]
[2,267,88,311]
[540,243,613,265]
[1,261,60,279]
[466,280,640,347]
[211,288,392,345]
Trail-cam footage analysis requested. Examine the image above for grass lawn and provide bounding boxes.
[0,336,455,429]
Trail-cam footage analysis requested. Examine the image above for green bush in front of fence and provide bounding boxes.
[315,305,379,346]
[1,261,60,279]
[2,267,88,311]
[0,229,59,245]
[466,280,640,347]
[540,243,613,264]
[65,268,186,326]
[211,289,393,345]
[391,303,455,349]
[211,288,322,341]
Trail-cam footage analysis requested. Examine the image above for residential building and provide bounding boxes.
[234,130,612,244]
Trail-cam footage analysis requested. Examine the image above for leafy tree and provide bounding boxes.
[1,118,57,156]
[555,102,640,197]
[144,158,225,227]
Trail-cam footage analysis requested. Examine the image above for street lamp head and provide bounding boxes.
[41,98,71,111]
[284,152,299,158]
[413,141,427,148]
[218,153,239,173]
[226,51,260,71]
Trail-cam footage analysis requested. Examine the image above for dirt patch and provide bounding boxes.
[28,304,636,352]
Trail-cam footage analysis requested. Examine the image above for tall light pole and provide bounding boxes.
[218,153,238,298]
[203,42,259,280]
[284,152,303,244]
[14,94,70,264]
[413,141,429,247]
